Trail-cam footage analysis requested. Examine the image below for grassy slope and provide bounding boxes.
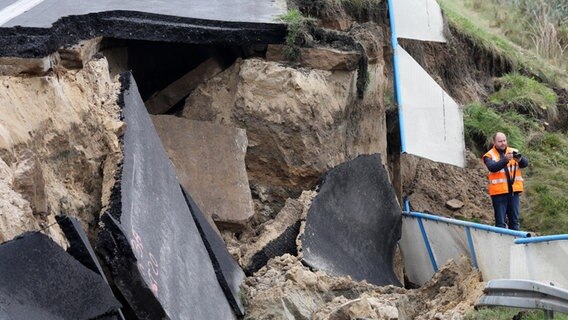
[438,0,568,236]
[438,0,568,90]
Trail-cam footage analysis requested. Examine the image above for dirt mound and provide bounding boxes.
[0,57,122,242]
[243,254,484,319]
[403,151,493,222]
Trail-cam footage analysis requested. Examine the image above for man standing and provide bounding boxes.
[482,132,529,230]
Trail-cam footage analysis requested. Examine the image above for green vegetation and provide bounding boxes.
[438,0,568,89]
[463,73,567,235]
[464,0,567,68]
[445,0,568,235]
[522,131,568,234]
[489,73,558,120]
[466,307,568,320]
[278,9,314,61]
[463,103,527,155]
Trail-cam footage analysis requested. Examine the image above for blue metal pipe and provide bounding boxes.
[403,197,410,212]
[465,226,479,269]
[515,234,568,244]
[417,218,438,272]
[386,0,407,153]
[402,211,530,238]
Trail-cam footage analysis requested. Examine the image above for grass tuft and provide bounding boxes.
[278,9,315,61]
[462,0,568,68]
[489,73,558,121]
[438,0,568,89]
[463,102,526,154]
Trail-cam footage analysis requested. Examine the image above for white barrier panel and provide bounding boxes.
[400,212,529,286]
[397,45,466,167]
[470,230,518,281]
[424,221,469,269]
[400,216,436,285]
[511,240,568,289]
[390,0,446,42]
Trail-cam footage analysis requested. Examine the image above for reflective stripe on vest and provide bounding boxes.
[490,176,524,185]
[483,147,524,195]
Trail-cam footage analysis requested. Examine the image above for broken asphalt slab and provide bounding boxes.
[300,154,403,286]
[242,197,307,275]
[56,215,126,319]
[181,186,246,317]
[0,8,286,58]
[56,215,106,277]
[0,232,122,320]
[96,72,237,319]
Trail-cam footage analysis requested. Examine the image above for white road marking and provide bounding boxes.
[0,0,44,26]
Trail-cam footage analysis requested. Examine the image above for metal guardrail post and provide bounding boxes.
[477,279,568,319]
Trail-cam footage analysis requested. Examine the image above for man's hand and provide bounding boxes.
[505,152,514,161]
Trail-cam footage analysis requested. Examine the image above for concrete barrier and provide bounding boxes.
[511,235,568,290]
[400,211,529,286]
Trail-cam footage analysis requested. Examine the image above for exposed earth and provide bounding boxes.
[0,0,541,318]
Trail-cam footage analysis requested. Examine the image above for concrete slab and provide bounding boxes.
[96,73,235,319]
[152,115,254,230]
[397,45,465,167]
[300,154,402,286]
[181,186,246,317]
[146,57,223,114]
[0,232,122,320]
[390,0,446,42]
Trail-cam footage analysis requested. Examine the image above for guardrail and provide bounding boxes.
[403,211,531,238]
[400,209,530,285]
[477,279,568,319]
[511,234,568,289]
[515,234,568,244]
[401,199,567,288]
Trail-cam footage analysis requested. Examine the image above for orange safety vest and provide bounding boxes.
[482,146,524,196]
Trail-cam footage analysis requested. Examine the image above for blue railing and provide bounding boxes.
[387,0,407,153]
[402,211,531,238]
[515,234,568,244]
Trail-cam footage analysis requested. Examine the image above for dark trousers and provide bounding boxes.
[491,193,520,230]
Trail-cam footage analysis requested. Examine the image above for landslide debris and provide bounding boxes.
[243,254,484,320]
[182,56,388,220]
[0,57,122,243]
[0,0,521,317]
[402,151,492,221]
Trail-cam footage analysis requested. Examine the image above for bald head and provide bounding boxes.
[493,132,508,151]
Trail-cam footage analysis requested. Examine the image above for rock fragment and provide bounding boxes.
[152,115,254,231]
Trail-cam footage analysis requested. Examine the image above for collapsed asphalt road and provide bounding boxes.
[0,0,286,57]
